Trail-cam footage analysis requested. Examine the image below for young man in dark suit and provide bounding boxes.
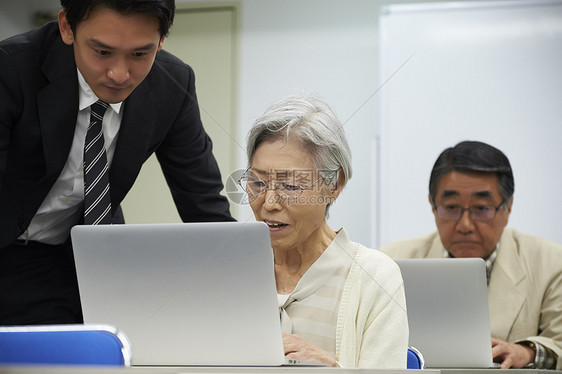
[0,0,233,325]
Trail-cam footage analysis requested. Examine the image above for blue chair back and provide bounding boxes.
[407,346,425,369]
[0,324,131,366]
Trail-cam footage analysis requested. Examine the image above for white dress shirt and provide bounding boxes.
[18,69,124,245]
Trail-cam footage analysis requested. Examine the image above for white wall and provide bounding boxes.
[378,0,562,246]
[2,0,510,248]
[235,0,382,246]
[233,0,498,247]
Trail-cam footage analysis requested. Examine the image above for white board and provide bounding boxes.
[378,0,562,247]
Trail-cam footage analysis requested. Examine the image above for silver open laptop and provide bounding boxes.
[395,258,494,368]
[71,221,302,366]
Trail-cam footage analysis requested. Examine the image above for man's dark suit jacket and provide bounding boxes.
[0,21,233,249]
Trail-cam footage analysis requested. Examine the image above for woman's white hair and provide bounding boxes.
[246,94,352,213]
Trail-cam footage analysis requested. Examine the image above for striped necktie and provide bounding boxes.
[84,99,112,225]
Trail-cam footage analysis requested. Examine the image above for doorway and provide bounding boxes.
[121,3,239,222]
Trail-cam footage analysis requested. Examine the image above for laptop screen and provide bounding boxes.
[71,222,287,366]
[395,258,494,368]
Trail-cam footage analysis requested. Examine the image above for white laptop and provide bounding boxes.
[71,222,308,366]
[395,258,494,368]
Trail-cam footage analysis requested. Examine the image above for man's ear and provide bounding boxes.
[502,196,513,227]
[157,35,166,51]
[506,196,513,213]
[428,193,437,213]
[58,9,75,46]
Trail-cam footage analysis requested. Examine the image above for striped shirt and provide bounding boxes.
[278,230,357,357]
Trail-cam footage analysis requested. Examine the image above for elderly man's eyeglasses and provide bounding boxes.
[433,201,506,222]
[237,169,323,200]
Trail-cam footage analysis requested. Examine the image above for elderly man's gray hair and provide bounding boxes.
[246,94,353,190]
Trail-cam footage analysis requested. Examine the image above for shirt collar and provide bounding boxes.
[77,69,123,113]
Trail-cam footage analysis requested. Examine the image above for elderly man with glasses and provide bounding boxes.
[380,141,562,370]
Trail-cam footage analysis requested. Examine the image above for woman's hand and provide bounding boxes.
[283,333,339,367]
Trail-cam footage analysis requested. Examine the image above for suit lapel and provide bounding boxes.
[488,229,527,340]
[109,79,157,205]
[428,233,446,257]
[37,37,78,180]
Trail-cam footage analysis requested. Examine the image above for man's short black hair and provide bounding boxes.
[60,0,175,37]
[429,140,514,204]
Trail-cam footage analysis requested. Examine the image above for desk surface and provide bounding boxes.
[0,366,561,374]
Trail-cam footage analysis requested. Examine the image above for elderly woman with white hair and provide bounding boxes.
[239,94,409,368]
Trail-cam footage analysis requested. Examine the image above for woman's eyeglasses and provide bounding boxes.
[237,168,323,201]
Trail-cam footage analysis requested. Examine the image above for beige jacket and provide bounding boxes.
[379,228,562,369]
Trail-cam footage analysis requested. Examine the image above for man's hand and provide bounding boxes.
[283,333,338,367]
[491,337,535,369]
